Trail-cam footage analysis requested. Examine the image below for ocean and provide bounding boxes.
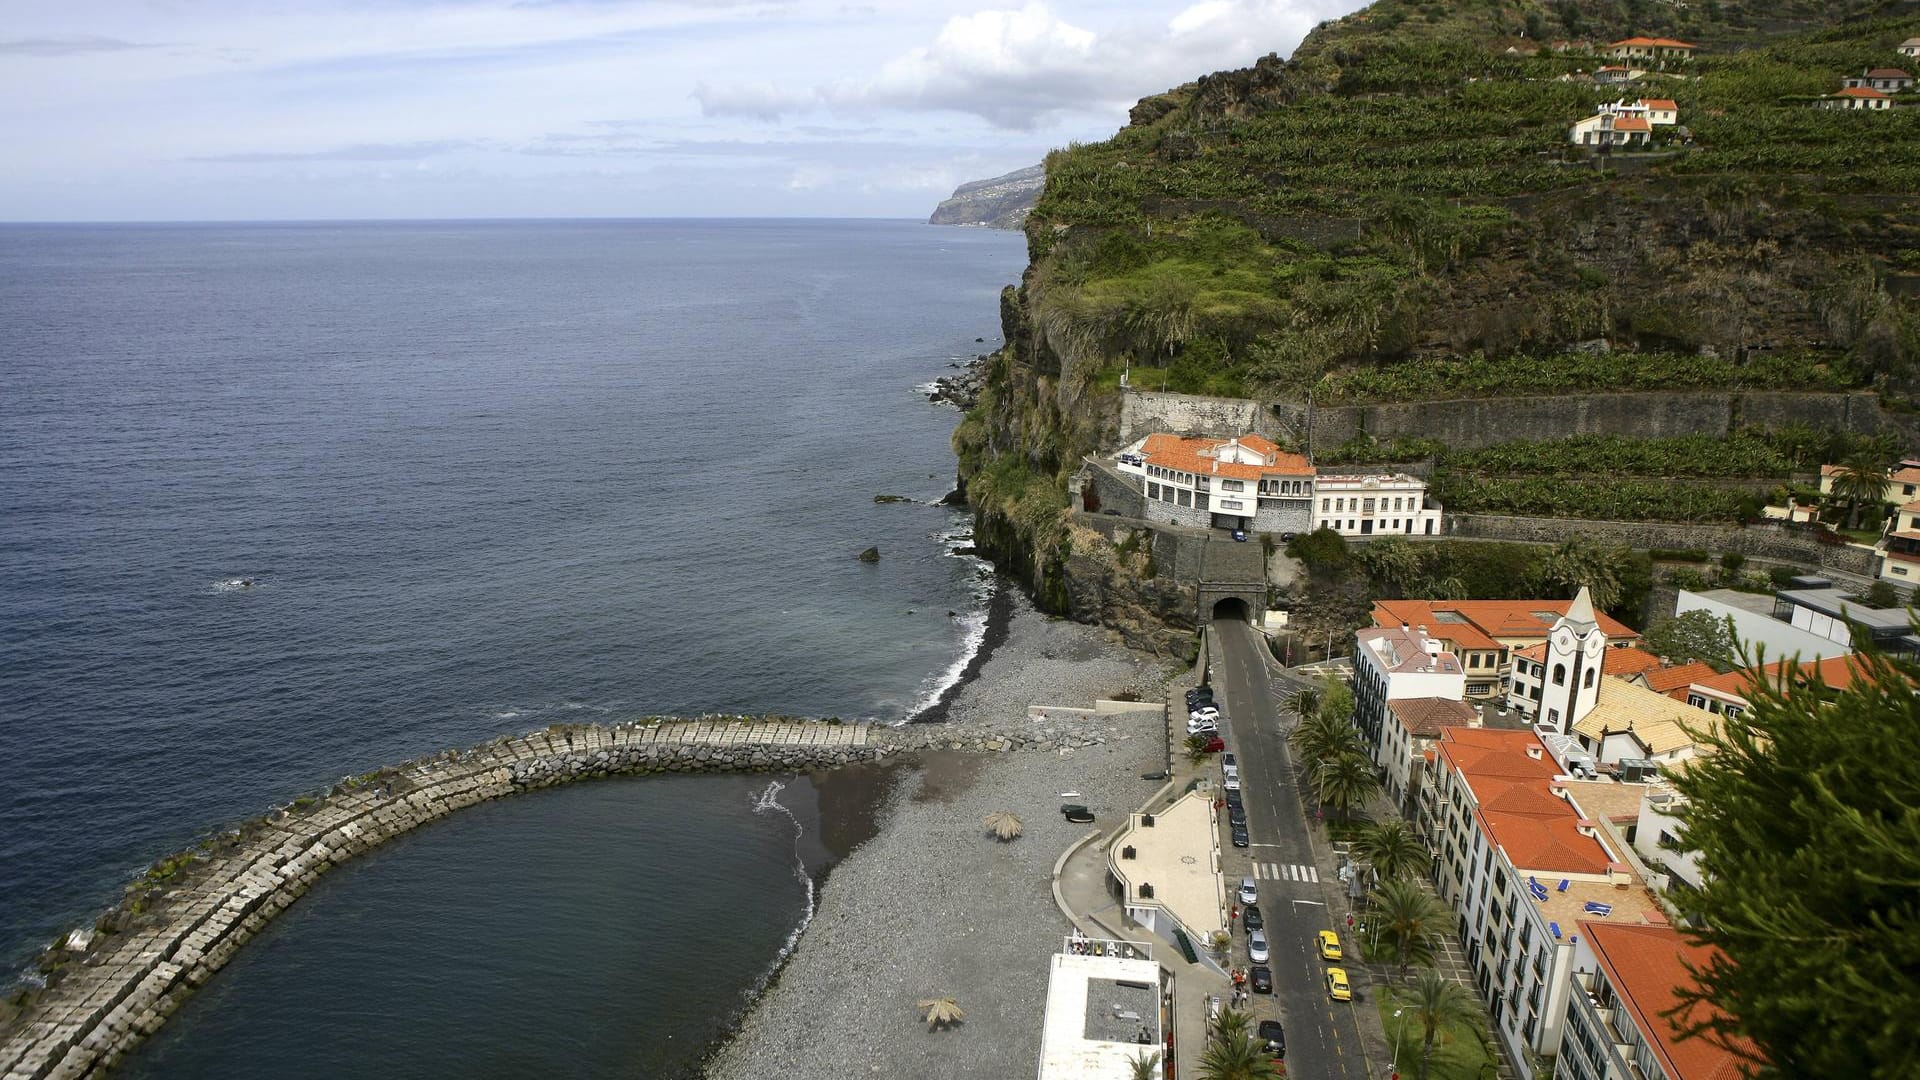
[0,219,1026,1075]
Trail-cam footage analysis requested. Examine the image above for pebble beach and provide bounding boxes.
[705,593,1180,1079]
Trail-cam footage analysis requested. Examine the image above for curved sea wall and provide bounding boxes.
[0,717,899,1080]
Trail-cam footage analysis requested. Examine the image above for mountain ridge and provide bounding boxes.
[928,164,1044,229]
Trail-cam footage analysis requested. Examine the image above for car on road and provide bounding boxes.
[1243,904,1263,932]
[1186,716,1219,735]
[1326,967,1351,1002]
[1317,930,1343,961]
[1223,773,1241,793]
[1257,1019,1286,1058]
[1248,930,1269,964]
[1189,705,1220,722]
[1225,788,1243,811]
[1186,687,1213,707]
[1230,822,1249,847]
[1232,528,1248,542]
[1250,966,1273,994]
[1228,804,1246,828]
[1222,752,1236,769]
[1200,735,1225,753]
[1222,761,1239,783]
[1238,877,1258,905]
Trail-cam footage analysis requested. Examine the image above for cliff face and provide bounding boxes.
[955,0,1920,635]
[929,164,1045,229]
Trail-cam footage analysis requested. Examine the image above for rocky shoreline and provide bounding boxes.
[704,595,1179,1080]
[924,353,986,410]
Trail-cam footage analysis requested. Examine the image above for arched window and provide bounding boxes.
[1583,668,1596,689]
[1552,664,1566,686]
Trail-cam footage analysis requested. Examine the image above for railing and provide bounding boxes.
[1065,932,1154,961]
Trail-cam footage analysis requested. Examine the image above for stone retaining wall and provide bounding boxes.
[1445,513,1877,576]
[0,718,894,1080]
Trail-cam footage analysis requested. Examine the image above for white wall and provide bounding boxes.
[1674,590,1851,663]
[1633,794,1704,891]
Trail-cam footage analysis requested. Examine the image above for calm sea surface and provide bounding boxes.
[0,219,1024,1075]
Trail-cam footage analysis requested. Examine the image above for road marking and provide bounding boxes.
[1256,862,1319,882]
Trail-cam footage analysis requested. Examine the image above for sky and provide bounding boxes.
[0,0,1365,221]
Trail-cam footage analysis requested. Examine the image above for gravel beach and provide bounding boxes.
[704,592,1180,1080]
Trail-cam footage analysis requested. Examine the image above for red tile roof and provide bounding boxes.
[1642,661,1720,696]
[1613,116,1652,132]
[1865,68,1912,78]
[1611,36,1696,48]
[1689,655,1878,702]
[1138,433,1313,482]
[1838,86,1890,99]
[1437,729,1620,875]
[1387,697,1477,737]
[1515,643,1663,678]
[1581,923,1762,1080]
[1640,98,1678,110]
[1372,599,1639,653]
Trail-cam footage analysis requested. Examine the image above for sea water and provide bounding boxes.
[0,219,1024,1075]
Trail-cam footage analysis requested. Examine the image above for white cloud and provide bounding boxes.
[697,0,1349,129]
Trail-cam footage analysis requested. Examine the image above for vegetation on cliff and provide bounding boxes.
[959,0,1920,566]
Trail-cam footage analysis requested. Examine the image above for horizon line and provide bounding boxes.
[0,214,943,227]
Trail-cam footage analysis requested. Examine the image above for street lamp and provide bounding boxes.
[1391,1007,1406,1077]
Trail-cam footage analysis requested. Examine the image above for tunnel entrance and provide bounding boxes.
[1212,597,1252,622]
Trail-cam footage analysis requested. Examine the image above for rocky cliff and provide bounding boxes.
[954,0,1920,635]
[928,164,1045,229]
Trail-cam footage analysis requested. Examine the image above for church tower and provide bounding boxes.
[1540,586,1607,735]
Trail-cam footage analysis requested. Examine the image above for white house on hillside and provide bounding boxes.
[1844,68,1914,92]
[1902,37,1920,58]
[1314,472,1441,536]
[1117,432,1316,533]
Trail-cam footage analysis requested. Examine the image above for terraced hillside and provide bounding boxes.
[955,0,1920,620]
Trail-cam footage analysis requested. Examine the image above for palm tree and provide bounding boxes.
[983,811,1023,842]
[916,996,966,1030]
[1356,818,1430,881]
[1832,448,1893,531]
[1199,1006,1282,1080]
[1402,970,1484,1080]
[1289,686,1321,721]
[1291,711,1360,766]
[1129,1050,1163,1080]
[1371,877,1450,978]
[1313,751,1382,822]
[1537,537,1626,610]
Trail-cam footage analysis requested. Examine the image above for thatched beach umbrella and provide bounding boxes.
[918,997,967,1030]
[983,811,1024,842]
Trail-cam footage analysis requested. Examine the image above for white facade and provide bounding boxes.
[1673,589,1851,662]
[1901,38,1920,58]
[1313,473,1440,537]
[1632,786,1704,892]
[1352,625,1466,793]
[1118,433,1315,534]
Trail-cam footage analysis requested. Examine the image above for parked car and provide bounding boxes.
[1222,762,1239,784]
[1326,967,1351,1002]
[1248,930,1269,964]
[1186,686,1213,707]
[1243,904,1263,932]
[1201,735,1225,753]
[1189,705,1220,722]
[1317,930,1343,961]
[1232,528,1248,542]
[1250,966,1273,994]
[1230,823,1249,847]
[1238,877,1258,905]
[1186,716,1219,736]
[1228,804,1247,828]
[1223,773,1241,793]
[1222,752,1237,770]
[1225,788,1243,811]
[1257,1019,1287,1058]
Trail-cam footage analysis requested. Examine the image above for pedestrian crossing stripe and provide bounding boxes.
[1255,862,1319,883]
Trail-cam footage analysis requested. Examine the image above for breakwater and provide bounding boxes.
[0,717,895,1080]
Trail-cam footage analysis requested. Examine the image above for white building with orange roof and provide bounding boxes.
[1351,623,1468,810]
[1313,470,1441,537]
[1844,67,1914,92]
[1818,86,1893,110]
[1115,432,1315,533]
[1562,922,1763,1080]
[1419,726,1665,1080]
[1591,65,1643,86]
[1679,653,1881,719]
[1876,497,1920,584]
[1371,595,1642,702]
[1816,461,1920,503]
[1605,36,1696,62]
[1509,642,1665,719]
[1569,110,1652,148]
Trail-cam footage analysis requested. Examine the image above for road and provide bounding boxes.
[1209,617,1377,1080]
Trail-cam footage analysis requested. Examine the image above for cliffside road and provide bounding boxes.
[1210,619,1384,1080]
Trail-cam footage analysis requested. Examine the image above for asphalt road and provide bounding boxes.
[1209,618,1376,1080]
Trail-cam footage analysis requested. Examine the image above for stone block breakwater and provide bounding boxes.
[0,716,899,1080]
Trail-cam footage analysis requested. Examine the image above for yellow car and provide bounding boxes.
[1317,930,1343,961]
[1326,967,1352,1002]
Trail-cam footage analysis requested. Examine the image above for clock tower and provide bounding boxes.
[1541,586,1606,734]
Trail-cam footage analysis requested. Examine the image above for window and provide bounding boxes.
[1553,664,1566,686]
[1896,566,1910,577]
[1222,479,1243,492]
[1548,708,1559,725]
[1363,497,1376,512]
[1322,498,1330,513]
[1687,693,1708,708]
[1582,668,1596,689]
[1725,705,1743,719]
